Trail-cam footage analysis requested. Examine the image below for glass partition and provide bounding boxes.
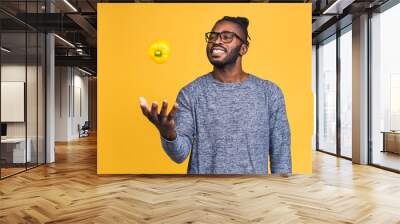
[38,32,45,165]
[1,30,28,177]
[27,30,38,169]
[0,1,46,179]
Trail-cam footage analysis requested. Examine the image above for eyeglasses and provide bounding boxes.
[205,31,250,44]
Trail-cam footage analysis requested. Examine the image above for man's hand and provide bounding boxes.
[139,96,178,141]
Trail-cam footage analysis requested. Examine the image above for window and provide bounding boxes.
[339,27,352,158]
[317,35,337,154]
[371,2,400,171]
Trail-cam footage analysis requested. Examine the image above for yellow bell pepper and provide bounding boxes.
[148,40,170,64]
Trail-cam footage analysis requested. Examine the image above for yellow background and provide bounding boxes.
[98,3,313,174]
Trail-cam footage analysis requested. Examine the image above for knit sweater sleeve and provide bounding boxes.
[267,82,292,174]
[160,87,195,163]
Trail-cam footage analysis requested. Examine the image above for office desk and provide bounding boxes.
[1,138,31,163]
[381,131,400,154]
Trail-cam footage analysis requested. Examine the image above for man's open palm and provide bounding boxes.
[139,96,178,141]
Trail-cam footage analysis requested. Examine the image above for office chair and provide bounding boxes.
[79,121,90,138]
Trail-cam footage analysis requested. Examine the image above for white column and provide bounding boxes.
[45,1,55,163]
[46,33,55,163]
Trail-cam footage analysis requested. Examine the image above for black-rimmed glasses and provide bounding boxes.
[205,31,250,44]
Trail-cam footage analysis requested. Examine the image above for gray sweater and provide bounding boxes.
[160,73,291,175]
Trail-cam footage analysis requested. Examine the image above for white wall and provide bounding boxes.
[1,65,25,134]
[55,66,69,141]
[55,67,89,141]
[72,72,89,138]
[1,64,39,138]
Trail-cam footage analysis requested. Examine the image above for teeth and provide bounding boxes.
[212,49,225,54]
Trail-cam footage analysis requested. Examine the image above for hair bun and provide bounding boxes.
[221,16,249,29]
[237,17,249,29]
[217,16,250,44]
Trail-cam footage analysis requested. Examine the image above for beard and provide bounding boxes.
[207,44,242,69]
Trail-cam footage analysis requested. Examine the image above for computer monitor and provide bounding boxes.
[1,123,7,137]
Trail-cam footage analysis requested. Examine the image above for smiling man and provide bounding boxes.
[139,16,291,175]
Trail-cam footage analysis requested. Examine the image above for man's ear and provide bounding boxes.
[239,43,248,56]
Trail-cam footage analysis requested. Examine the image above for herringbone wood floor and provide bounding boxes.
[1,134,400,224]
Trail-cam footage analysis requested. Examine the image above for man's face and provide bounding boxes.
[206,21,248,68]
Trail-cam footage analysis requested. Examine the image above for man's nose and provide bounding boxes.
[215,34,224,45]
